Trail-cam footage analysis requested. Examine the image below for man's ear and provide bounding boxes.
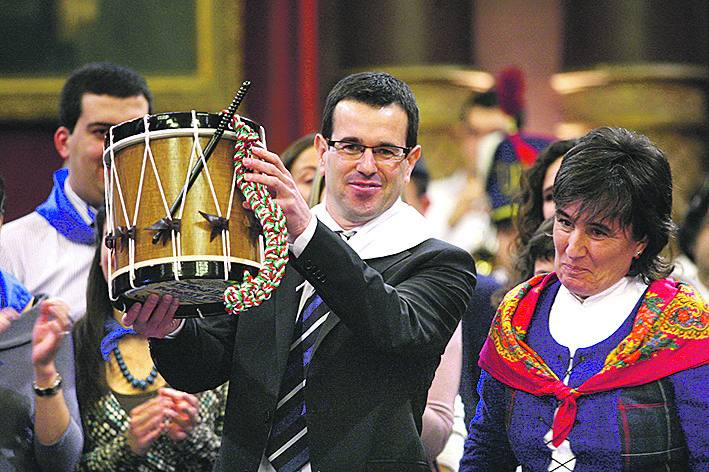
[54,127,71,161]
[403,145,421,183]
[314,134,329,173]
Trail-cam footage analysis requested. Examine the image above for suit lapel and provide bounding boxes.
[274,265,305,373]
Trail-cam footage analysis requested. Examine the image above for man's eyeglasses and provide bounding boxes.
[327,140,411,162]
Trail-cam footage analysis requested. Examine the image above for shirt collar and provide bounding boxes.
[551,276,649,351]
[312,199,432,259]
[64,175,96,225]
[559,276,647,307]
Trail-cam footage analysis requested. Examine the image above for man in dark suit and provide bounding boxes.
[126,72,476,471]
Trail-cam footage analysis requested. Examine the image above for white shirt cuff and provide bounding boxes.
[289,214,317,258]
[163,319,186,339]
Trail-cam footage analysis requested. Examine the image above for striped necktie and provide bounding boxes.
[265,290,330,471]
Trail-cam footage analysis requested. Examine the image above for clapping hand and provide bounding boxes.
[125,388,199,455]
[126,395,179,455]
[159,388,200,441]
[32,299,72,370]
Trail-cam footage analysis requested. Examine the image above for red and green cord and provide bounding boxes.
[223,118,289,314]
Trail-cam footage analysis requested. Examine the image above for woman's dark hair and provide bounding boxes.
[678,177,709,262]
[321,72,419,148]
[515,217,555,282]
[280,133,317,171]
[73,207,114,408]
[515,138,578,251]
[554,127,675,282]
[494,217,556,306]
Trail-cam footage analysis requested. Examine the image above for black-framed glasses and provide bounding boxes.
[327,139,411,162]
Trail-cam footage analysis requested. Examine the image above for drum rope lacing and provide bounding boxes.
[141,115,184,281]
[105,125,134,299]
[223,115,289,314]
[187,110,233,278]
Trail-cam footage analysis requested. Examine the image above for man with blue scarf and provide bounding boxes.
[0,62,152,321]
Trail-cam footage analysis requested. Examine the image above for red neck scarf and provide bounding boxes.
[479,273,709,447]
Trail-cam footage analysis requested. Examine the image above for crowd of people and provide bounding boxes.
[0,60,706,472]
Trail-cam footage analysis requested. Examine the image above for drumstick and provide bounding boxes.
[174,80,251,215]
[152,81,251,244]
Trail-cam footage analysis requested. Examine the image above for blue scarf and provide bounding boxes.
[100,318,136,361]
[35,168,96,245]
[0,270,32,312]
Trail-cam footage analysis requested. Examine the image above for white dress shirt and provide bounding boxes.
[0,179,96,321]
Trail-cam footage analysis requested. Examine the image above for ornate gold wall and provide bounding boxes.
[552,64,709,218]
[0,0,243,120]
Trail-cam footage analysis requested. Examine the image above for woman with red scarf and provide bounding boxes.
[461,127,708,471]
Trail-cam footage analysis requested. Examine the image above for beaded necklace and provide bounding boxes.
[112,345,158,390]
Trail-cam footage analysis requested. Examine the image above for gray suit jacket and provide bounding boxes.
[150,221,476,471]
[0,303,83,472]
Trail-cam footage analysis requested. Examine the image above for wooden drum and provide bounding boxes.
[103,111,264,317]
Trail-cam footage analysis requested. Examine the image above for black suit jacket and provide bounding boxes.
[150,221,476,471]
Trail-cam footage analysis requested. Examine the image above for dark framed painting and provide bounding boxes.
[0,0,243,119]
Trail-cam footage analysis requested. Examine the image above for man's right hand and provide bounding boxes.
[122,294,180,338]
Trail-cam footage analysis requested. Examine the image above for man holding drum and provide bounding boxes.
[0,62,152,321]
[128,72,476,471]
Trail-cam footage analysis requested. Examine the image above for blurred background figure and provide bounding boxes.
[402,157,462,471]
[427,68,551,285]
[0,176,31,317]
[280,132,322,206]
[489,138,580,308]
[404,157,432,215]
[426,72,510,256]
[0,174,82,472]
[675,177,709,300]
[485,138,581,303]
[515,139,579,252]
[73,208,227,471]
[0,299,82,472]
[422,323,462,472]
[515,217,556,280]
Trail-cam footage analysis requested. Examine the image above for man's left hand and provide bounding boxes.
[242,145,313,241]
